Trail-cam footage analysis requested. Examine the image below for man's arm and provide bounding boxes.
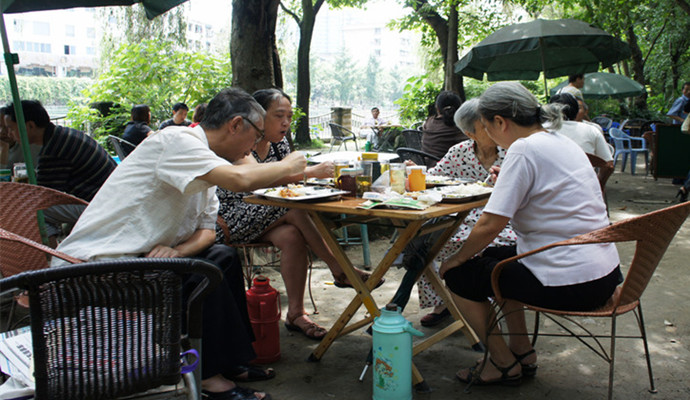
[146,228,216,258]
[198,151,306,192]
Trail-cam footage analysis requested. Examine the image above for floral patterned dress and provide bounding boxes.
[215,138,291,244]
[417,140,517,308]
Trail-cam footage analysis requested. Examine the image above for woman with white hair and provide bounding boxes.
[440,82,622,386]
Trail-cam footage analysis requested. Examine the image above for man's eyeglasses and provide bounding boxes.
[242,117,265,145]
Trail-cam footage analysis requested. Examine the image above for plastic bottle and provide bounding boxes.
[246,276,281,363]
[372,303,424,400]
[365,141,372,151]
[407,166,426,192]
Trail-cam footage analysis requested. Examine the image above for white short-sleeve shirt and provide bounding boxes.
[484,130,619,286]
[53,125,228,264]
[554,121,613,162]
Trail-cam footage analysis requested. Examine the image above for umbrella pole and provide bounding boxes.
[1,12,49,244]
[539,38,549,100]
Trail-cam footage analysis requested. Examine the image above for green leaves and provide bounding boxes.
[67,39,232,142]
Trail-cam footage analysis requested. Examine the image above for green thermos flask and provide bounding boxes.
[372,303,424,400]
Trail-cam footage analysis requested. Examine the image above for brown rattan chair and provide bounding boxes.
[488,201,690,399]
[216,215,317,313]
[0,257,222,400]
[0,182,88,277]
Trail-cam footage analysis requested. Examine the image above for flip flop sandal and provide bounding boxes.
[225,365,276,382]
[512,349,538,378]
[455,358,522,387]
[202,386,272,400]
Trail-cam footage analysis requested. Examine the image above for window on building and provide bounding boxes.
[65,25,75,37]
[375,49,381,57]
[86,47,96,55]
[374,28,381,35]
[12,41,25,51]
[40,43,51,53]
[13,20,23,33]
[195,24,202,33]
[206,25,213,37]
[86,27,96,38]
[64,45,76,55]
[33,21,50,35]
[374,38,381,46]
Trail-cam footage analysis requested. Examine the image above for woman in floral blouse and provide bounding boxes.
[413,98,517,327]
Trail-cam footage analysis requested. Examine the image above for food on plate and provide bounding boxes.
[438,183,492,198]
[425,175,470,185]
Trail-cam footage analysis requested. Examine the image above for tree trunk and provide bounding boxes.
[231,0,280,93]
[626,26,647,110]
[294,0,322,145]
[444,5,464,99]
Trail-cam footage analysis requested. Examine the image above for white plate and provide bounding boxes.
[425,183,492,203]
[253,186,349,202]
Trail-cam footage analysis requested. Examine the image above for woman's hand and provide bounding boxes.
[485,166,501,184]
[308,161,334,179]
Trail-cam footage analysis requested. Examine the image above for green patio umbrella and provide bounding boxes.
[1,0,187,185]
[549,72,646,99]
[454,18,631,97]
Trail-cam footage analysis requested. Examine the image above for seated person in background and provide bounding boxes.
[217,88,381,341]
[548,93,613,166]
[666,81,690,124]
[4,100,117,237]
[441,82,621,387]
[682,101,690,133]
[190,103,207,128]
[0,105,41,170]
[54,88,302,400]
[394,98,516,327]
[674,102,690,202]
[122,104,153,150]
[362,106,387,147]
[159,102,191,130]
[421,91,468,167]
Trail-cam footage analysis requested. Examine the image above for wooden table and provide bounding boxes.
[245,195,486,387]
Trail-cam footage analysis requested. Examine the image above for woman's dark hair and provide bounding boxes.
[252,88,291,111]
[435,91,463,127]
[130,104,150,123]
[193,103,207,123]
[548,93,579,121]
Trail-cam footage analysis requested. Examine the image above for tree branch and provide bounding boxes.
[642,19,667,68]
[279,1,301,25]
[314,0,326,15]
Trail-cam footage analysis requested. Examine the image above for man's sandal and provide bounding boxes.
[202,386,272,400]
[284,314,327,340]
[224,365,276,382]
[456,358,522,387]
[512,349,538,378]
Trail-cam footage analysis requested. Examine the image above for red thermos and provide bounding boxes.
[246,276,281,363]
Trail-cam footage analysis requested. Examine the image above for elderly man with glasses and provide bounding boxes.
[53,88,305,400]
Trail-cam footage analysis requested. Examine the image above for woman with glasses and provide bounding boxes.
[439,82,622,387]
[216,88,380,343]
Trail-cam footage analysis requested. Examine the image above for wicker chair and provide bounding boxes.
[108,135,136,160]
[396,147,441,169]
[328,123,358,152]
[401,129,423,150]
[0,257,222,400]
[0,182,88,277]
[487,202,690,400]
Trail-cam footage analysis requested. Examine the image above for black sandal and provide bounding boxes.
[333,274,385,290]
[456,358,522,386]
[202,386,272,400]
[224,365,276,382]
[285,314,327,340]
[512,349,538,378]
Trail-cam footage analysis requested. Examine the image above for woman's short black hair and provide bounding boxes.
[131,104,150,123]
